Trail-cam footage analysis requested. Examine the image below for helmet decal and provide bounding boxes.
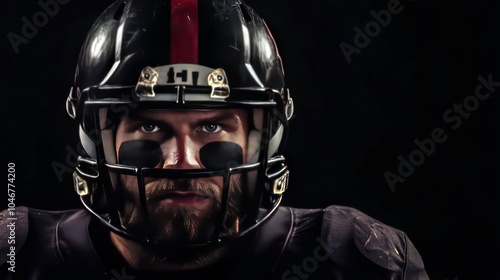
[171,0,199,63]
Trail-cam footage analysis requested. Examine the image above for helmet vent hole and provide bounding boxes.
[238,4,253,23]
[113,1,126,20]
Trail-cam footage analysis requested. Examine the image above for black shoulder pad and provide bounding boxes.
[0,207,29,265]
[321,205,407,270]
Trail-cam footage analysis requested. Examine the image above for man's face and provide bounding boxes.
[114,109,249,244]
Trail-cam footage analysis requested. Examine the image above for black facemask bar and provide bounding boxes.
[75,155,287,247]
[78,160,259,245]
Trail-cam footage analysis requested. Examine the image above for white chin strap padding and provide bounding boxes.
[249,108,283,160]
[267,124,284,158]
[253,108,264,130]
[246,126,284,163]
[79,125,97,158]
[247,130,262,164]
[101,130,117,164]
[99,108,117,164]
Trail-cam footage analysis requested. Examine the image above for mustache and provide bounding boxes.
[145,178,222,204]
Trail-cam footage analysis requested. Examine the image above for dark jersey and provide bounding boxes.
[0,205,428,279]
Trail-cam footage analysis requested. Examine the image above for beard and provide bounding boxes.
[118,174,243,245]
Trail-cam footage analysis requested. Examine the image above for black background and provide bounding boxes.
[2,0,500,279]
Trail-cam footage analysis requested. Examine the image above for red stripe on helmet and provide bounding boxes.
[170,0,199,64]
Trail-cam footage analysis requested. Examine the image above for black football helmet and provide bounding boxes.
[66,0,294,248]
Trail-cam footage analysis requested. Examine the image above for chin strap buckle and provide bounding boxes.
[272,169,289,195]
[73,172,89,196]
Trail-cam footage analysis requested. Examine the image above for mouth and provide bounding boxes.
[152,191,213,209]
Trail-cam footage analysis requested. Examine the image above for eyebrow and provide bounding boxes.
[193,111,241,126]
[126,110,242,127]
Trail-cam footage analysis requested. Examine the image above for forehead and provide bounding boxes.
[123,108,248,121]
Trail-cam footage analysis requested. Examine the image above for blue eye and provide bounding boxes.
[202,124,221,133]
[141,124,160,133]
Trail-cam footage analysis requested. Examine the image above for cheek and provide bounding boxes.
[116,174,142,211]
[115,123,128,156]
[240,136,249,162]
[119,174,137,188]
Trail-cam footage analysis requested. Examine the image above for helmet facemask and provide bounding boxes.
[73,77,290,248]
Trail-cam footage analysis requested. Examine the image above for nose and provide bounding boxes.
[161,135,201,169]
